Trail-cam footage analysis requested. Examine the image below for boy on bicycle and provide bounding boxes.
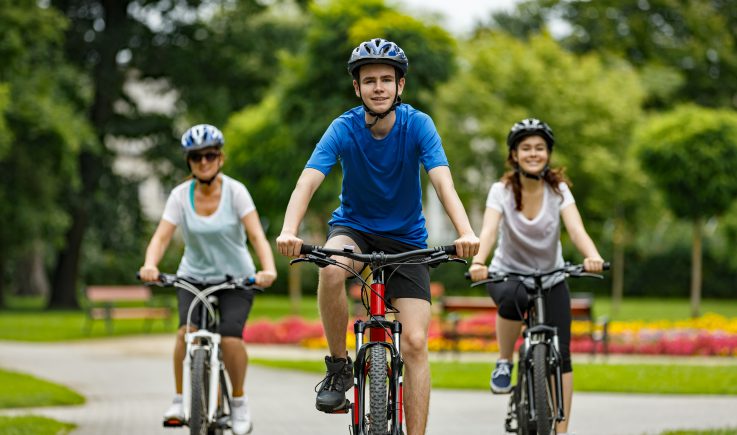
[277,38,479,435]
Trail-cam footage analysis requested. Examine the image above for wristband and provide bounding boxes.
[472,262,486,266]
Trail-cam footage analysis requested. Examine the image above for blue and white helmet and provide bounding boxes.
[180,124,224,153]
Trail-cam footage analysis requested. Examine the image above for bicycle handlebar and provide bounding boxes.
[466,262,610,287]
[136,272,263,292]
[297,244,460,265]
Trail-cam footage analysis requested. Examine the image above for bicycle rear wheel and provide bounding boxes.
[531,344,554,435]
[190,348,209,435]
[367,345,389,435]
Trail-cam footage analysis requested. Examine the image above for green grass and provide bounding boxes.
[592,297,737,321]
[0,415,74,435]
[250,358,737,395]
[0,369,84,408]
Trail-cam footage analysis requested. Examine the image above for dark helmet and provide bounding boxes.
[506,118,555,151]
[180,124,224,153]
[347,38,409,78]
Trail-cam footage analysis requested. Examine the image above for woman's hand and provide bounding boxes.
[468,263,488,282]
[583,257,605,273]
[139,265,160,282]
[255,270,277,288]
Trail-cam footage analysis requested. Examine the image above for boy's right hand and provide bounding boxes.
[276,232,304,258]
[139,265,160,282]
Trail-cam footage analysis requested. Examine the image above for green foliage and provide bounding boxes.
[634,105,737,219]
[434,32,644,233]
[0,369,84,408]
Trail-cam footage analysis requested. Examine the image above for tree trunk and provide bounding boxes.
[48,200,88,309]
[690,217,703,318]
[14,241,50,298]
[610,215,626,316]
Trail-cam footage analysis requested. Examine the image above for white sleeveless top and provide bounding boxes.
[162,174,257,280]
[486,181,575,289]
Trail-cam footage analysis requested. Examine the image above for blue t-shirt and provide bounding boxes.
[306,104,449,247]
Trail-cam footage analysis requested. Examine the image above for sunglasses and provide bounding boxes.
[188,151,221,163]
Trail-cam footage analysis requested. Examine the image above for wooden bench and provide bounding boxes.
[81,285,174,334]
[440,292,609,356]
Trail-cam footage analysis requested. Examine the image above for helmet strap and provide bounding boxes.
[515,164,549,181]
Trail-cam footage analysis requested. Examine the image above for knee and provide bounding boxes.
[401,330,428,360]
[319,265,348,291]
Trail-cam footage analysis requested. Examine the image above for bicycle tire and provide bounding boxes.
[368,345,389,435]
[515,356,532,435]
[190,348,209,435]
[531,344,554,435]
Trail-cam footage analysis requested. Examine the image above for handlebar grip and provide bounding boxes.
[464,272,471,280]
[300,244,318,255]
[440,245,457,255]
[603,262,611,271]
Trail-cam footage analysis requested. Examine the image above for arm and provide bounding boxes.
[276,168,326,257]
[561,203,605,272]
[427,166,480,258]
[242,211,277,287]
[139,220,177,281]
[468,207,502,281]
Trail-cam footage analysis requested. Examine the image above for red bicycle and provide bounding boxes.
[293,244,463,435]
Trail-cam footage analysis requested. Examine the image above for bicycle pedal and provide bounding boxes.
[162,418,185,427]
[324,399,351,414]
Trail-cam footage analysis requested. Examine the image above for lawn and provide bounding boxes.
[0,369,84,408]
[0,415,74,435]
[250,358,737,395]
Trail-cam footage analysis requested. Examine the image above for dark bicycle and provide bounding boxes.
[293,244,463,435]
[470,263,608,435]
[140,273,262,435]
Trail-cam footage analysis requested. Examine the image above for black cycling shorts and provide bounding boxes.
[177,287,254,338]
[487,279,573,373]
[327,225,431,302]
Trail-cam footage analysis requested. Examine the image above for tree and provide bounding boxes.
[634,105,737,317]
[433,32,645,310]
[0,2,93,308]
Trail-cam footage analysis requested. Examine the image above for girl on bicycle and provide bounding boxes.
[139,124,276,435]
[467,118,604,435]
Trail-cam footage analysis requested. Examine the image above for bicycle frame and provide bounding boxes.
[295,244,461,435]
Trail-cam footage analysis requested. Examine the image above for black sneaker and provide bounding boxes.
[315,355,353,412]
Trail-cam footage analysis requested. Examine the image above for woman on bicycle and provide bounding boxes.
[468,118,604,435]
[139,124,276,435]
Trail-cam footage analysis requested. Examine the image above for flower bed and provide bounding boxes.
[243,313,737,356]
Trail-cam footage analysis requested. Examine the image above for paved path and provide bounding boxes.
[1,336,737,435]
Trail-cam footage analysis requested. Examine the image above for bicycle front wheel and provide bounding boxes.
[190,348,209,435]
[531,344,554,435]
[368,345,389,435]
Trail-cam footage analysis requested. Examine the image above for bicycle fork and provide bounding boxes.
[351,318,404,435]
[182,330,222,425]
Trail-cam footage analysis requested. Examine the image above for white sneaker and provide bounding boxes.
[163,395,184,422]
[231,396,253,435]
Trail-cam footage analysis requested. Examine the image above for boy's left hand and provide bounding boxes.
[454,233,480,258]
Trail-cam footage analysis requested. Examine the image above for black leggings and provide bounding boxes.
[487,279,573,373]
[177,287,254,338]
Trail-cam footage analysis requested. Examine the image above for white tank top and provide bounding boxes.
[162,174,257,280]
[486,181,575,289]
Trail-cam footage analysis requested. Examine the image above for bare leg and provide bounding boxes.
[393,298,432,435]
[496,314,523,360]
[555,372,573,433]
[173,325,197,394]
[222,336,247,397]
[318,235,362,358]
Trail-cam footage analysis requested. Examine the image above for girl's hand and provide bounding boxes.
[468,263,488,282]
[255,270,277,288]
[583,257,605,273]
[139,265,160,282]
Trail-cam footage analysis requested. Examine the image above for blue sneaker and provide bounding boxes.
[490,359,513,394]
